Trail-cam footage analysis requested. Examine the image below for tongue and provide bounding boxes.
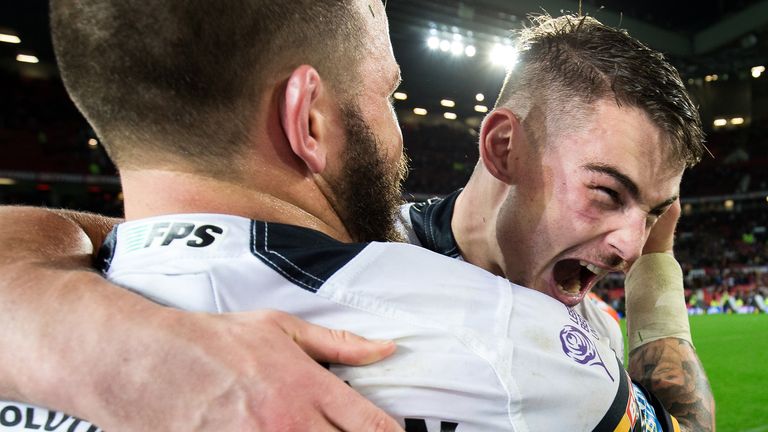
[554,259,582,295]
[561,276,581,294]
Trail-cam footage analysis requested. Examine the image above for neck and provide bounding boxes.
[120,168,354,242]
[452,169,508,277]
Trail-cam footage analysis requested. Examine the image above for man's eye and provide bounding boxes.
[592,186,622,206]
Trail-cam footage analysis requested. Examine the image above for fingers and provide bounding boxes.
[642,198,681,255]
[321,378,405,432]
[262,310,403,431]
[268,310,397,365]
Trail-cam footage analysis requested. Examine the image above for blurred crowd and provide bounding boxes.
[3,72,768,314]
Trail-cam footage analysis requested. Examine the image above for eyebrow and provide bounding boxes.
[583,163,678,215]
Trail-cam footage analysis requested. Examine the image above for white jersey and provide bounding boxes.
[1,214,675,431]
[396,190,625,359]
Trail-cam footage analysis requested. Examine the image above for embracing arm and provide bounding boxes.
[0,206,402,431]
[628,338,714,431]
[625,201,715,432]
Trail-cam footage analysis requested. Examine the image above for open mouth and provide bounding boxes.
[552,259,608,298]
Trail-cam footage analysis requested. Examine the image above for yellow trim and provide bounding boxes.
[671,415,682,432]
[612,414,632,432]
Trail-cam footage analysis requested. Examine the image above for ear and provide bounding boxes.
[478,108,522,184]
[280,65,327,174]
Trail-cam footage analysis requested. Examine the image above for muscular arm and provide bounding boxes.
[625,200,715,432]
[628,338,715,431]
[0,206,402,431]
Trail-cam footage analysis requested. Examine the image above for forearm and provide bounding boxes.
[0,266,169,413]
[0,206,128,410]
[624,253,715,431]
[628,338,715,432]
[0,207,403,431]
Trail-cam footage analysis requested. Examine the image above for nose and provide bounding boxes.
[605,210,648,265]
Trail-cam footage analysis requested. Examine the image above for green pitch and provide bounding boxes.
[622,314,768,431]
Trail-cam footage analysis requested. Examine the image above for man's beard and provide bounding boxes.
[328,106,408,243]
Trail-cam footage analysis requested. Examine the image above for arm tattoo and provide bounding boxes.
[628,338,715,432]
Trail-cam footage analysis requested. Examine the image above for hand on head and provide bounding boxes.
[641,198,681,257]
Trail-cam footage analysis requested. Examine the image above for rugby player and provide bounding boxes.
[0,2,713,431]
[397,14,702,359]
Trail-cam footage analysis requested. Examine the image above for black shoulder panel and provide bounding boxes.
[250,221,368,293]
[408,189,462,258]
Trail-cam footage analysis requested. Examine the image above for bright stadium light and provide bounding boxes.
[16,54,39,64]
[439,40,451,52]
[713,118,727,127]
[731,117,745,125]
[393,92,408,101]
[413,108,428,116]
[465,45,476,57]
[474,105,488,113]
[453,33,463,41]
[440,99,455,108]
[88,138,99,147]
[752,66,765,78]
[450,41,464,56]
[444,112,457,120]
[476,93,485,102]
[490,44,518,69]
[0,34,21,44]
[427,36,440,50]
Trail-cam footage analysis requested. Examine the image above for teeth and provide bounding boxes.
[579,260,607,276]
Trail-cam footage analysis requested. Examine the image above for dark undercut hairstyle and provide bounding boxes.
[50,0,364,176]
[495,15,705,168]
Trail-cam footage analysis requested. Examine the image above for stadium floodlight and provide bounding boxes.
[16,54,39,64]
[452,33,463,41]
[465,45,476,57]
[444,112,457,120]
[440,99,455,108]
[476,93,485,102]
[393,92,407,101]
[413,108,428,116]
[752,66,765,78]
[489,44,518,69]
[427,36,440,50]
[0,34,21,44]
[439,40,451,52]
[731,117,745,125]
[475,105,489,113]
[713,118,727,127]
[450,41,464,56]
[0,178,16,186]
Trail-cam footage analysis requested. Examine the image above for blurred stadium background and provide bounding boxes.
[1,1,767,430]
